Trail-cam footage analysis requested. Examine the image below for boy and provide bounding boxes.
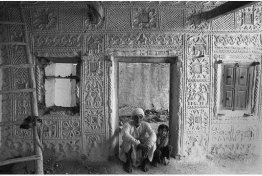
[152,124,173,167]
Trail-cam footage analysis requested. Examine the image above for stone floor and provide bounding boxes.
[4,154,262,174]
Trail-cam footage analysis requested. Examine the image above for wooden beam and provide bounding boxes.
[188,1,257,26]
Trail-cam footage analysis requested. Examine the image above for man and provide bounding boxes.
[119,108,156,173]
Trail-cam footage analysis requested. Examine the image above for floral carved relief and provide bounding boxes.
[132,7,158,29]
[42,120,60,139]
[107,33,183,49]
[84,77,104,108]
[62,120,81,138]
[31,8,58,30]
[33,34,82,48]
[236,4,262,30]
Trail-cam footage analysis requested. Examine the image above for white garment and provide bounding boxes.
[119,121,156,167]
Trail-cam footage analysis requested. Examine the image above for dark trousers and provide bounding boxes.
[153,145,173,163]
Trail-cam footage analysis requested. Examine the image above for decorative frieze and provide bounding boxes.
[107,33,183,49]
[213,34,261,49]
[13,126,33,139]
[132,7,158,29]
[106,49,182,57]
[31,7,58,30]
[186,82,210,108]
[236,4,262,30]
[33,34,82,48]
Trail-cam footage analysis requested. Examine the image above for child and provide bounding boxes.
[152,124,173,167]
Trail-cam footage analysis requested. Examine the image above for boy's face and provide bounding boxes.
[133,114,143,127]
[159,128,168,136]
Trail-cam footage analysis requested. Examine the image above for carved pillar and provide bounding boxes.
[81,54,109,162]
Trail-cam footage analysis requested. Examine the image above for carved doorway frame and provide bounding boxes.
[110,56,182,158]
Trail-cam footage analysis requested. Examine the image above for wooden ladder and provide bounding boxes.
[0,3,44,174]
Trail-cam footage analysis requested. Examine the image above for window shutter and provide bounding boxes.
[223,65,235,109]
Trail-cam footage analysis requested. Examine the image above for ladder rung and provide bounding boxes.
[0,64,34,69]
[0,42,27,46]
[0,88,35,94]
[0,155,41,167]
[0,21,26,25]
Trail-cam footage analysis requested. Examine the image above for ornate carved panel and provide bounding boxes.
[84,109,105,132]
[107,7,131,30]
[42,120,60,139]
[160,7,184,30]
[236,4,262,30]
[186,108,209,133]
[86,34,104,54]
[184,132,209,156]
[107,33,183,49]
[84,78,104,108]
[62,120,81,139]
[132,7,158,29]
[13,126,33,139]
[186,34,209,57]
[7,6,22,23]
[33,34,82,48]
[186,82,210,108]
[31,7,58,31]
[187,56,210,82]
[213,34,261,50]
[9,24,25,43]
[13,92,31,119]
[1,94,12,122]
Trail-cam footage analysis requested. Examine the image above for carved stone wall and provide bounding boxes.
[1,1,262,162]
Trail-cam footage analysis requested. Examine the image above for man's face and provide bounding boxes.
[133,114,143,127]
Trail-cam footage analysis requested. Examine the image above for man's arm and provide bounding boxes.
[122,122,140,146]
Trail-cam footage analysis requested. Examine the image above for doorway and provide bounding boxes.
[112,56,181,157]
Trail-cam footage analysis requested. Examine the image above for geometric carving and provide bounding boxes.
[107,7,131,30]
[160,7,183,30]
[7,6,23,23]
[186,108,209,132]
[132,7,158,29]
[187,56,210,81]
[9,24,25,42]
[60,7,84,32]
[62,120,81,138]
[13,126,33,139]
[236,4,262,30]
[84,109,105,132]
[86,35,104,54]
[12,67,30,89]
[212,13,235,30]
[186,34,208,57]
[33,34,82,48]
[10,45,28,65]
[213,34,261,49]
[107,33,183,49]
[186,82,209,108]
[31,8,58,30]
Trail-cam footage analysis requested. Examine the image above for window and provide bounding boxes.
[216,62,260,116]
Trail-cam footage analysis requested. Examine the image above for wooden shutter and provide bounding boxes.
[234,65,253,110]
[223,65,235,109]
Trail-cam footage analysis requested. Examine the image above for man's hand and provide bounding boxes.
[137,144,150,158]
